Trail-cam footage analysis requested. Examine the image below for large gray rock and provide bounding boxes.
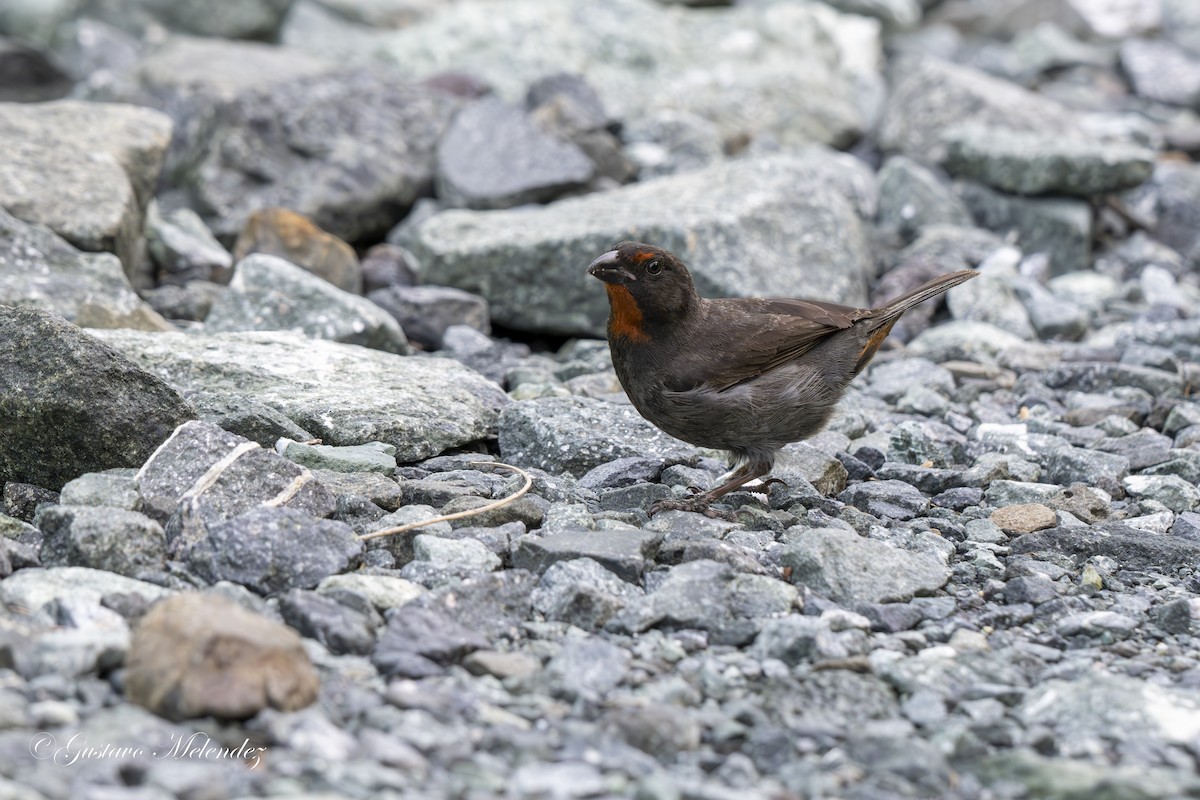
[115,0,294,39]
[1119,39,1200,110]
[876,156,973,243]
[404,152,875,336]
[943,125,1156,196]
[0,306,195,490]
[37,506,167,579]
[779,528,951,603]
[880,54,1077,165]
[205,254,410,354]
[282,0,883,149]
[0,207,169,330]
[0,99,172,276]
[500,396,696,477]
[436,97,595,210]
[94,329,507,462]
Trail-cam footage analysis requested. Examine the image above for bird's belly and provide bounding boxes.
[622,364,843,453]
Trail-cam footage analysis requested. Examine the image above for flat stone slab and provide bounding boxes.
[94,329,508,462]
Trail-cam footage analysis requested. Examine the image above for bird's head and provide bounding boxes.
[587,242,698,341]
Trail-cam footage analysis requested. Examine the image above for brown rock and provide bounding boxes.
[125,593,318,721]
[233,208,361,293]
[990,503,1057,534]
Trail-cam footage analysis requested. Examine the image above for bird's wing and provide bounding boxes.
[669,297,870,393]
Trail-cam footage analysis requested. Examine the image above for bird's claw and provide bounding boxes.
[648,495,734,520]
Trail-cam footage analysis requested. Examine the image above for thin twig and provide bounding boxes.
[357,461,533,542]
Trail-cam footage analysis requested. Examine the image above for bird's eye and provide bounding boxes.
[646,260,662,275]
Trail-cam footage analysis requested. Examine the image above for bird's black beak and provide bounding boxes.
[587,250,636,284]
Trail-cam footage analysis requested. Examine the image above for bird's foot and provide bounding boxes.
[648,494,734,520]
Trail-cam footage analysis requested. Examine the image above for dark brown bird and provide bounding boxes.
[587,241,978,516]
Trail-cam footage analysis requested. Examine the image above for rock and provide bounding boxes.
[513,530,661,583]
[837,480,930,521]
[959,182,1091,276]
[125,593,319,721]
[157,62,456,241]
[0,99,172,277]
[530,558,643,630]
[1002,575,1058,605]
[779,528,951,603]
[1011,524,1200,570]
[880,53,1076,164]
[37,506,166,579]
[282,440,397,475]
[316,573,423,611]
[610,559,796,637]
[204,254,409,354]
[0,207,170,330]
[990,504,1057,534]
[540,637,630,702]
[0,306,195,490]
[500,396,695,478]
[0,37,72,102]
[0,565,171,612]
[412,534,501,573]
[576,457,665,491]
[621,109,723,180]
[436,97,594,209]
[876,156,973,242]
[1119,39,1200,110]
[372,606,488,677]
[1014,277,1089,340]
[231,208,362,293]
[145,204,232,286]
[140,281,225,323]
[773,444,849,497]
[403,152,873,336]
[124,0,294,40]
[58,470,139,510]
[943,125,1155,196]
[367,284,490,350]
[180,505,362,595]
[463,649,542,680]
[1044,446,1129,491]
[360,242,418,293]
[283,0,881,149]
[95,329,507,462]
[277,589,376,655]
[1123,474,1200,513]
[135,420,336,526]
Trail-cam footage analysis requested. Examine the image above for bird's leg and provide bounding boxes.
[649,460,771,518]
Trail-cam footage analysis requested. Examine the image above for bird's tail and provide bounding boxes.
[853,268,978,374]
[876,268,979,321]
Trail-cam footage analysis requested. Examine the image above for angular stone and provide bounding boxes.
[180,505,362,595]
[1123,474,1200,513]
[278,588,376,655]
[513,529,661,583]
[0,306,195,490]
[436,97,594,210]
[1120,38,1200,110]
[531,557,643,630]
[58,470,139,510]
[837,480,930,521]
[125,593,319,721]
[283,441,397,475]
[0,99,172,274]
[205,254,409,354]
[879,53,1077,164]
[876,155,973,242]
[37,506,166,579]
[404,152,873,336]
[500,396,695,478]
[95,329,507,462]
[368,284,490,351]
[316,573,423,611]
[774,443,849,497]
[990,504,1057,534]
[145,203,232,285]
[779,528,950,603]
[0,207,170,330]
[135,420,336,526]
[1011,524,1200,570]
[232,208,362,293]
[372,605,488,677]
[943,125,1155,196]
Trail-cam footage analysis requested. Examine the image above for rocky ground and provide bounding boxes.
[2,0,1200,798]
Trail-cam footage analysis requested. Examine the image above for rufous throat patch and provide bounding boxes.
[605,284,650,343]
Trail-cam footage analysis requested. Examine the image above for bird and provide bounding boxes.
[587,241,978,517]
